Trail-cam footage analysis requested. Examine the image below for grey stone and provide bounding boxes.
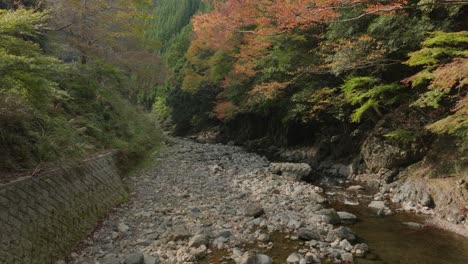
[337,212,357,223]
[118,223,130,233]
[103,254,120,264]
[124,253,144,264]
[188,234,209,247]
[217,230,232,238]
[403,222,423,229]
[304,252,320,263]
[256,254,273,264]
[239,251,257,264]
[339,239,353,251]
[341,252,353,262]
[286,253,302,264]
[171,225,191,241]
[190,245,207,260]
[317,209,341,225]
[297,228,320,241]
[346,185,364,191]
[143,254,160,264]
[353,243,369,257]
[258,233,270,242]
[270,162,312,181]
[245,206,265,218]
[328,226,356,242]
[368,201,385,210]
[136,239,151,246]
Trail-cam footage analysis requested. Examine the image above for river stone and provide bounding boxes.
[347,185,364,191]
[171,225,191,241]
[270,162,312,181]
[136,239,151,246]
[368,201,386,210]
[403,222,423,229]
[217,230,232,238]
[118,222,130,232]
[341,252,353,262]
[258,233,270,242]
[190,245,207,260]
[317,208,341,224]
[143,254,159,264]
[340,239,353,251]
[327,226,356,242]
[353,243,369,257]
[256,254,273,264]
[304,252,319,263]
[239,251,257,264]
[188,234,209,247]
[344,199,359,206]
[286,253,302,264]
[245,205,265,218]
[337,211,357,223]
[124,253,144,264]
[103,254,120,264]
[297,228,320,241]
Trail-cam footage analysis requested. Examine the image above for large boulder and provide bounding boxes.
[124,253,144,264]
[239,251,273,264]
[391,180,433,208]
[270,162,312,181]
[188,234,209,248]
[327,226,356,242]
[360,107,432,173]
[245,205,265,218]
[337,211,357,224]
[297,228,321,241]
[317,208,341,225]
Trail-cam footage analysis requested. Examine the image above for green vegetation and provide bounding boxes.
[1,0,466,177]
[0,3,161,173]
[145,0,466,145]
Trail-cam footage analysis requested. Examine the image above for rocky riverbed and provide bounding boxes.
[65,138,366,264]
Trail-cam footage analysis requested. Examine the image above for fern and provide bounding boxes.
[341,76,404,123]
[404,31,468,136]
[351,98,379,123]
[384,129,419,143]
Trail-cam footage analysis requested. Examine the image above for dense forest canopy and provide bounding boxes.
[1,0,467,177]
[148,0,466,141]
[0,0,163,172]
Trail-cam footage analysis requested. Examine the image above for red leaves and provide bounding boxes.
[430,58,468,91]
[190,0,409,100]
[214,101,237,120]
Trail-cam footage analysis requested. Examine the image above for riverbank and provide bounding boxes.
[64,138,468,264]
[65,138,365,264]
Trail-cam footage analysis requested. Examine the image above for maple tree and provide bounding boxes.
[155,0,465,144]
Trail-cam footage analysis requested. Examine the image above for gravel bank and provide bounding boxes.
[66,138,365,264]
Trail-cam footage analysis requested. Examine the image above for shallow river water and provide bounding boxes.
[326,183,468,264]
[333,201,468,264]
[203,184,468,264]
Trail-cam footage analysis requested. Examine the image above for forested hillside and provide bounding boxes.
[1,1,468,263]
[0,0,163,173]
[151,0,467,179]
[2,0,466,178]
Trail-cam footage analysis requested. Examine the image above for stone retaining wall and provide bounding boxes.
[0,152,126,264]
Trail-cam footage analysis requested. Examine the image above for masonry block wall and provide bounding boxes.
[0,152,126,264]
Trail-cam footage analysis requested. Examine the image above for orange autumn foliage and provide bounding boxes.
[247,82,289,108]
[430,58,468,91]
[214,101,238,120]
[191,0,407,84]
[193,0,408,50]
